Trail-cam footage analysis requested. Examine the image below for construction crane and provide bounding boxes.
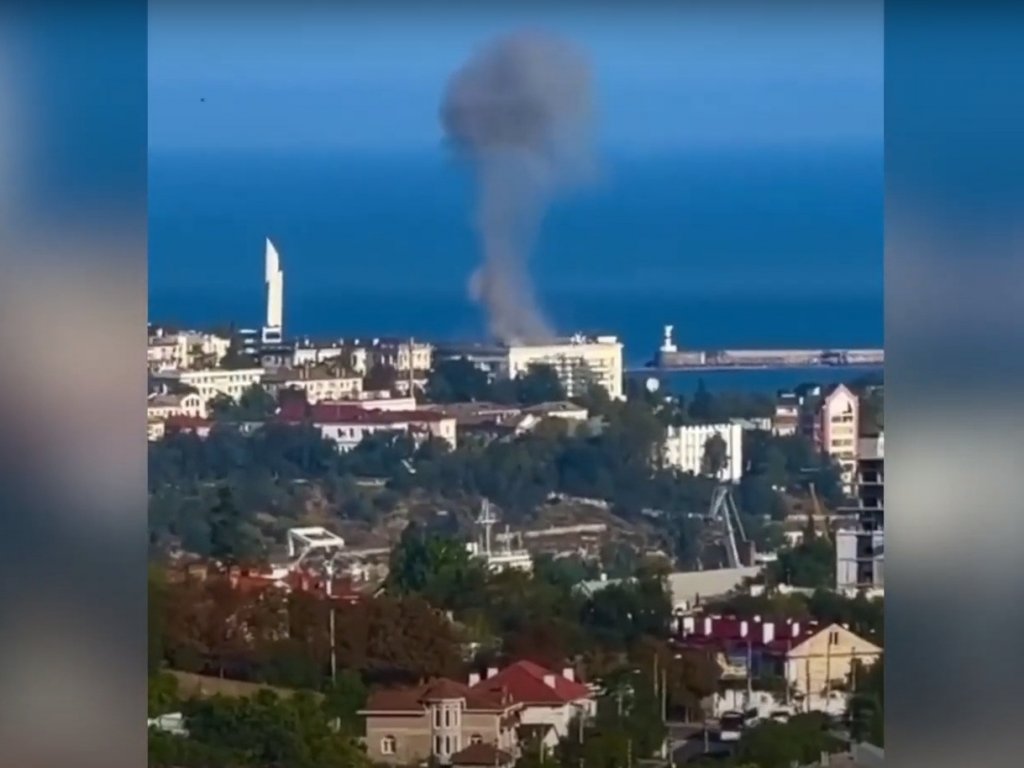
[807,482,831,543]
[707,484,749,569]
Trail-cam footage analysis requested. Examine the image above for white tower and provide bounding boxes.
[262,237,284,344]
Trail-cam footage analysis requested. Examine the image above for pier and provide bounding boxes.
[648,325,883,371]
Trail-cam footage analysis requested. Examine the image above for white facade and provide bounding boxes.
[506,334,623,400]
[263,238,284,344]
[146,391,207,420]
[818,384,860,493]
[178,368,265,403]
[316,414,457,453]
[270,371,363,403]
[367,339,434,374]
[664,422,744,482]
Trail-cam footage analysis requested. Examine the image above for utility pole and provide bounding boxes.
[745,638,753,709]
[325,558,337,683]
[660,667,669,760]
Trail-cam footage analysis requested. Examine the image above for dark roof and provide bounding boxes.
[451,742,514,767]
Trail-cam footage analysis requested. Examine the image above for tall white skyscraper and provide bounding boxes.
[262,237,284,344]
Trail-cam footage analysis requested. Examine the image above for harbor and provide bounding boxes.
[647,325,884,371]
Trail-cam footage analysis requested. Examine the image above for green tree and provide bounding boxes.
[207,487,260,564]
[425,357,492,403]
[364,363,398,392]
[513,363,566,405]
[701,433,729,478]
[322,669,367,735]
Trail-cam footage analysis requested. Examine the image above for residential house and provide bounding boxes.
[468,661,596,750]
[277,399,457,451]
[360,678,521,766]
[675,615,881,713]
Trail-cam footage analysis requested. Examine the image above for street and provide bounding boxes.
[667,723,735,765]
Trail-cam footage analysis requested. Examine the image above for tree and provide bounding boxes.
[322,669,367,735]
[688,379,717,422]
[364,363,398,392]
[207,487,260,564]
[701,433,729,479]
[424,358,492,403]
[513,363,565,405]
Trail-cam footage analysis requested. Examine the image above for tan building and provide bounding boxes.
[506,334,624,400]
[785,622,881,700]
[146,391,207,420]
[816,384,860,493]
[367,338,434,375]
[176,367,265,404]
[360,678,521,766]
[264,366,363,403]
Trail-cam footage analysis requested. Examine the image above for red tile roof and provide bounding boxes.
[471,661,591,706]
[675,615,823,656]
[363,678,513,713]
[277,400,450,426]
[451,742,514,767]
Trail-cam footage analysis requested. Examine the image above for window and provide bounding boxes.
[444,708,451,727]
[434,707,442,728]
[445,736,452,754]
[381,736,397,755]
[829,630,840,645]
[471,734,482,745]
[434,736,443,755]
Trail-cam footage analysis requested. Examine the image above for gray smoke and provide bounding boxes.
[441,31,595,344]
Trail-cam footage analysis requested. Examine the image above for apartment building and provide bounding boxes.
[175,368,265,403]
[263,366,363,403]
[146,391,207,420]
[360,678,520,766]
[836,433,885,595]
[506,334,624,400]
[147,328,232,371]
[664,422,744,482]
[816,384,860,491]
[367,337,434,375]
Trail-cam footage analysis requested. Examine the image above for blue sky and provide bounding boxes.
[148,3,882,153]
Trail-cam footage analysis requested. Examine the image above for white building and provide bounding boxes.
[367,338,434,375]
[815,384,860,493]
[146,391,207,420]
[506,334,624,400]
[265,367,363,403]
[663,422,744,482]
[147,328,232,372]
[177,368,265,404]
[263,237,284,344]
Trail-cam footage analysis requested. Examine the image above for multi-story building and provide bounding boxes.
[367,337,434,375]
[174,368,265,404]
[772,391,800,436]
[836,433,884,595]
[663,422,744,482]
[277,400,457,452]
[147,327,232,371]
[507,334,624,400]
[360,678,520,767]
[676,615,881,715]
[263,366,363,403]
[779,383,860,493]
[467,662,595,750]
[146,391,207,420]
[435,334,624,400]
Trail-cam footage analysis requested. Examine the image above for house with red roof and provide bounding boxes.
[468,661,596,750]
[674,614,881,714]
[359,677,521,766]
[277,398,457,452]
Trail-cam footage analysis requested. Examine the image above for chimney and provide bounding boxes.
[703,616,713,636]
[740,620,749,638]
[791,621,800,637]
[468,672,481,687]
[762,622,776,645]
[486,667,498,679]
[682,616,696,636]
[562,667,575,682]
[543,674,556,689]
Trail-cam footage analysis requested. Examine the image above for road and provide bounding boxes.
[666,723,734,765]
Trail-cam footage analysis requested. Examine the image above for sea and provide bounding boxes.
[148,144,883,394]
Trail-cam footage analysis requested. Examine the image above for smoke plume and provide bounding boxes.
[441,31,595,344]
